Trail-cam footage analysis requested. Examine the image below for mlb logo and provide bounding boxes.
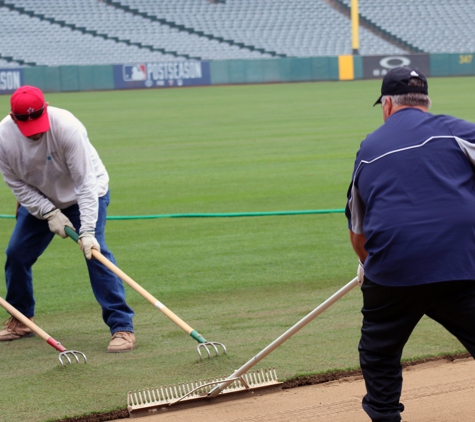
[123,64,147,81]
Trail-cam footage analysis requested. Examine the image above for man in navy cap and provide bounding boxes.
[346,66,475,421]
[0,86,136,353]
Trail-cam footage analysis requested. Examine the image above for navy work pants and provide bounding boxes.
[359,278,475,422]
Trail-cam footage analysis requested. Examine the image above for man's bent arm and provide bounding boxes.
[349,230,368,264]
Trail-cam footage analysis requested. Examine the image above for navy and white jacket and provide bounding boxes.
[346,108,475,286]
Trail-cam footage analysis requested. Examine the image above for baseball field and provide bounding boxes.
[0,76,473,422]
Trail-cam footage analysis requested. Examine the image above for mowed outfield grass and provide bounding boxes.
[0,76,473,422]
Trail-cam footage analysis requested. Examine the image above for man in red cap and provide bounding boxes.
[0,85,136,353]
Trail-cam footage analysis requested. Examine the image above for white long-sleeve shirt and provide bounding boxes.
[0,106,109,232]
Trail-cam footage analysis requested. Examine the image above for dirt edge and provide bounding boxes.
[53,352,471,422]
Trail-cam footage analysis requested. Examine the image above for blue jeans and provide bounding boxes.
[5,191,134,335]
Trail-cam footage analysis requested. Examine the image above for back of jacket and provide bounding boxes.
[346,108,475,286]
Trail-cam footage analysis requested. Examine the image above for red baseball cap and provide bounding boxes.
[10,86,50,137]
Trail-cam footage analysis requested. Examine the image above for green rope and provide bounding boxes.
[0,209,345,220]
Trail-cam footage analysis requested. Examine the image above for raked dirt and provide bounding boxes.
[111,356,475,422]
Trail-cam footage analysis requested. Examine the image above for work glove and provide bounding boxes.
[43,208,74,239]
[78,231,100,260]
[357,260,365,286]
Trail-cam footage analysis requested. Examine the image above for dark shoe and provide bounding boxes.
[0,316,35,341]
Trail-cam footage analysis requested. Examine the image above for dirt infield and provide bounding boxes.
[101,354,474,422]
[57,354,474,422]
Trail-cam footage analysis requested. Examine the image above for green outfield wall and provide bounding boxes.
[1,53,473,94]
[430,53,475,76]
[22,65,114,92]
[209,57,340,85]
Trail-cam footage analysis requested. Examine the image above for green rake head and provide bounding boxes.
[190,330,227,359]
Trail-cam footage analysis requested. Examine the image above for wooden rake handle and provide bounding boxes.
[0,296,66,352]
[64,227,206,342]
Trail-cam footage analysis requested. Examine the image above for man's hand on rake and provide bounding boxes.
[43,208,74,238]
[78,231,101,260]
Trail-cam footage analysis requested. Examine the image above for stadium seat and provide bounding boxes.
[0,0,473,67]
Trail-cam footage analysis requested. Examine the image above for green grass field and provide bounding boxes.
[0,76,473,422]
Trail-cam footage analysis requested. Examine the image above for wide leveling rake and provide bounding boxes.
[127,277,359,417]
[0,296,87,366]
[65,227,226,359]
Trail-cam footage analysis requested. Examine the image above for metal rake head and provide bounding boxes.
[197,341,227,359]
[58,350,88,366]
[127,367,281,416]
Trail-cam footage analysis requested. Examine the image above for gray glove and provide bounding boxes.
[357,260,364,286]
[43,208,74,239]
[78,231,100,260]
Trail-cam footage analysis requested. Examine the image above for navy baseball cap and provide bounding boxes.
[374,66,428,106]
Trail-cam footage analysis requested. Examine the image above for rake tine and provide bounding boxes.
[75,350,88,363]
[208,342,220,356]
[65,226,226,358]
[58,350,88,366]
[197,343,211,359]
[197,341,227,360]
[70,352,80,363]
[59,352,72,366]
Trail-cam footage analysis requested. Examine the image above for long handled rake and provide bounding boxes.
[207,277,359,397]
[126,277,359,415]
[65,227,226,359]
[0,296,87,366]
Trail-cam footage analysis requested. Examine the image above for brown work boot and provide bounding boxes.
[107,331,136,353]
[0,316,35,341]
